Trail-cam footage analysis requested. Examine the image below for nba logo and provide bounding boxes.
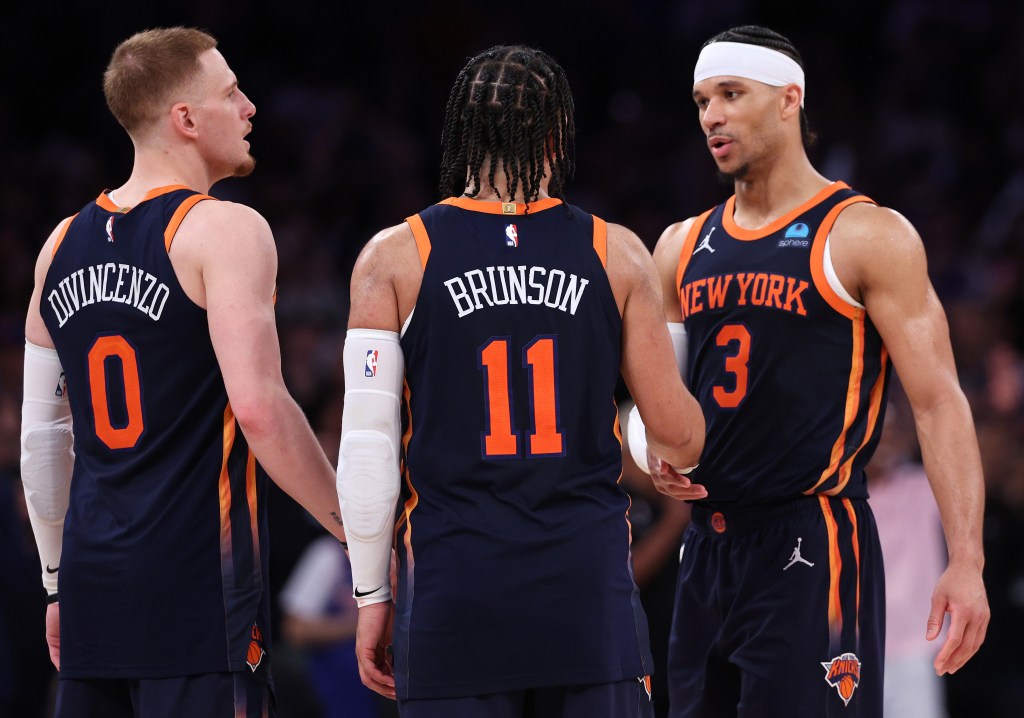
[105,216,115,242]
[364,349,378,377]
[505,224,518,248]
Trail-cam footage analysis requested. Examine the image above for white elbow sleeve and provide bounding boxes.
[338,329,404,606]
[668,322,688,379]
[20,341,74,594]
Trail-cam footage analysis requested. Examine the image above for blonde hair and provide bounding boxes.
[103,27,217,134]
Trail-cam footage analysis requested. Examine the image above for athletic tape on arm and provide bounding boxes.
[338,329,403,607]
[20,341,73,595]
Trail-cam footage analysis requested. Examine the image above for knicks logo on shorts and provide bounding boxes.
[821,652,861,706]
[246,624,266,672]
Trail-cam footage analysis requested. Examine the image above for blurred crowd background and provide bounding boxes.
[1,1,1022,716]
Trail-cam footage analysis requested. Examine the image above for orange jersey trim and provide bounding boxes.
[613,398,634,547]
[722,182,850,241]
[819,496,843,644]
[809,196,875,319]
[826,347,889,496]
[245,450,260,563]
[51,214,78,258]
[397,381,419,579]
[806,311,866,494]
[675,209,715,302]
[592,215,608,268]
[95,184,193,213]
[219,404,237,573]
[405,214,432,269]
[439,196,563,215]
[164,194,214,252]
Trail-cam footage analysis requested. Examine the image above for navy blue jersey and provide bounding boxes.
[41,186,271,679]
[394,197,651,699]
[676,182,891,508]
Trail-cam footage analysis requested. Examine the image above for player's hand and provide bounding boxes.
[355,600,396,699]
[46,601,60,671]
[927,560,989,675]
[647,450,708,501]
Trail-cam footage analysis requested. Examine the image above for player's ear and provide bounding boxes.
[170,102,200,140]
[780,84,802,121]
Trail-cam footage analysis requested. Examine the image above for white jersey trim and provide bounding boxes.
[823,234,864,309]
[400,306,415,338]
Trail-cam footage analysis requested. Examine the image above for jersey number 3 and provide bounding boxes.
[713,324,750,409]
[479,336,564,458]
[88,335,145,450]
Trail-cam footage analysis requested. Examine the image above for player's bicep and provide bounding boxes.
[347,224,418,333]
[652,221,691,322]
[25,219,71,349]
[619,237,690,424]
[859,216,961,409]
[202,208,283,394]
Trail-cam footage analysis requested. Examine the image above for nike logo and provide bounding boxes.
[354,585,382,598]
[45,565,59,574]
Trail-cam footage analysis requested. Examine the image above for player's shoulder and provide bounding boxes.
[652,215,702,266]
[182,198,271,235]
[605,221,647,257]
[353,220,420,281]
[367,220,417,251]
[35,215,77,275]
[43,215,76,252]
[174,199,275,261]
[832,201,923,254]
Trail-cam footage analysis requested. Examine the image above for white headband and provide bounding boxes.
[694,41,806,107]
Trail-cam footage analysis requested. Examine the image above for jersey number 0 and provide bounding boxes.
[88,334,145,450]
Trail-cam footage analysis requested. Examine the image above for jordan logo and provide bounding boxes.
[784,537,815,570]
[693,227,716,255]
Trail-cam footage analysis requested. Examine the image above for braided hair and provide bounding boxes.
[703,26,817,148]
[439,45,575,203]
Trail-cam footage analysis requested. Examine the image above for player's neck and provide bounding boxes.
[460,161,552,204]
[461,185,552,204]
[730,151,830,230]
[112,145,217,207]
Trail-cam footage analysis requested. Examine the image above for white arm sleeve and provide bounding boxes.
[338,328,403,607]
[20,341,74,595]
[627,323,695,476]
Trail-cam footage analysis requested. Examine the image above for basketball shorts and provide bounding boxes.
[667,495,884,718]
[54,670,274,718]
[398,677,655,718]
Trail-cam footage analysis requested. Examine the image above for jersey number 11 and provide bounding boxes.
[478,336,564,459]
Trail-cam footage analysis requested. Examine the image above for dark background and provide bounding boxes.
[1,1,1022,716]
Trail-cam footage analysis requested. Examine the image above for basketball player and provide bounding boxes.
[20,28,346,717]
[635,25,989,717]
[337,46,705,718]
